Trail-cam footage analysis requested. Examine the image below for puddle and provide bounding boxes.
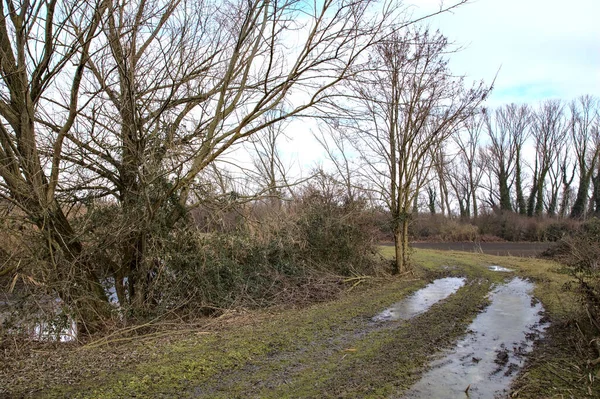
[1,296,77,342]
[488,265,514,272]
[32,318,77,342]
[373,277,466,322]
[403,278,547,399]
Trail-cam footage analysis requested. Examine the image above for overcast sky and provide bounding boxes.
[273,0,600,174]
[412,0,600,106]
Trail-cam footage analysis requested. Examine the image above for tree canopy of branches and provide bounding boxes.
[1,0,435,331]
[334,28,489,273]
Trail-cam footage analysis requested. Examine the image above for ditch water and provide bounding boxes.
[373,277,466,322]
[402,277,547,399]
[0,295,77,342]
[488,265,514,272]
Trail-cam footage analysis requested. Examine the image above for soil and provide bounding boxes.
[1,246,598,398]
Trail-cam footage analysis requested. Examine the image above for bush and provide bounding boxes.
[410,214,479,242]
[475,212,581,242]
[294,188,380,275]
[148,188,383,316]
[551,218,600,335]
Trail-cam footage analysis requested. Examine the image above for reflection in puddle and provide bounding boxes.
[32,318,77,342]
[403,278,547,399]
[1,295,77,342]
[373,277,465,322]
[488,265,514,272]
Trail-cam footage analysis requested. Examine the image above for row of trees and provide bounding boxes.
[442,96,600,221]
[316,94,599,272]
[0,0,479,332]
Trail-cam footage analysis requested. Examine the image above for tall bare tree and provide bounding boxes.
[501,104,531,214]
[338,28,488,273]
[451,112,485,218]
[0,0,109,331]
[569,95,600,219]
[483,108,517,212]
[527,100,567,217]
[432,146,452,216]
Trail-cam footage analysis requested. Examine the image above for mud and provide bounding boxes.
[403,278,548,399]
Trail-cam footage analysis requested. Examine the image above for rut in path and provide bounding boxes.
[191,277,492,398]
[403,277,547,399]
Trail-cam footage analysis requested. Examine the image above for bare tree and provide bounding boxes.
[501,104,531,214]
[250,118,298,206]
[337,28,488,273]
[558,149,577,218]
[431,146,452,216]
[527,100,567,217]
[451,112,485,218]
[314,127,361,204]
[546,140,568,217]
[569,95,600,219]
[483,108,517,212]
[0,0,110,331]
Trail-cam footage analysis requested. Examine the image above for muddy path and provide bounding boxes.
[7,248,598,398]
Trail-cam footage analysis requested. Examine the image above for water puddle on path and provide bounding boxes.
[373,277,466,322]
[488,265,514,272]
[402,277,547,399]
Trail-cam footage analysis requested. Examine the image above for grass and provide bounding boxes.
[3,247,598,398]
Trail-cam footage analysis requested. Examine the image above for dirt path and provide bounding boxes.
[4,248,598,398]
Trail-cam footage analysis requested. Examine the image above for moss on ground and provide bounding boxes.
[6,247,597,398]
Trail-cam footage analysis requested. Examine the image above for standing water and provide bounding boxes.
[373,277,466,322]
[402,277,547,399]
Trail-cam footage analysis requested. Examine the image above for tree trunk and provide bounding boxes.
[393,230,403,275]
[427,186,436,215]
[34,201,110,334]
[571,171,592,219]
[471,184,478,219]
[499,170,512,212]
[402,218,410,270]
[535,171,547,216]
[392,216,411,274]
[515,157,527,215]
[592,171,600,216]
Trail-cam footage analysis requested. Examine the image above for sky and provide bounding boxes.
[407,0,600,106]
[277,0,600,172]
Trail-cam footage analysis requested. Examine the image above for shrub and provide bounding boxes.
[410,214,479,242]
[551,218,600,335]
[148,188,383,316]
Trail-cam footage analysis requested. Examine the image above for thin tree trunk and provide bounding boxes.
[571,171,592,218]
[393,216,410,274]
[515,155,527,215]
[393,229,403,274]
[402,218,410,271]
